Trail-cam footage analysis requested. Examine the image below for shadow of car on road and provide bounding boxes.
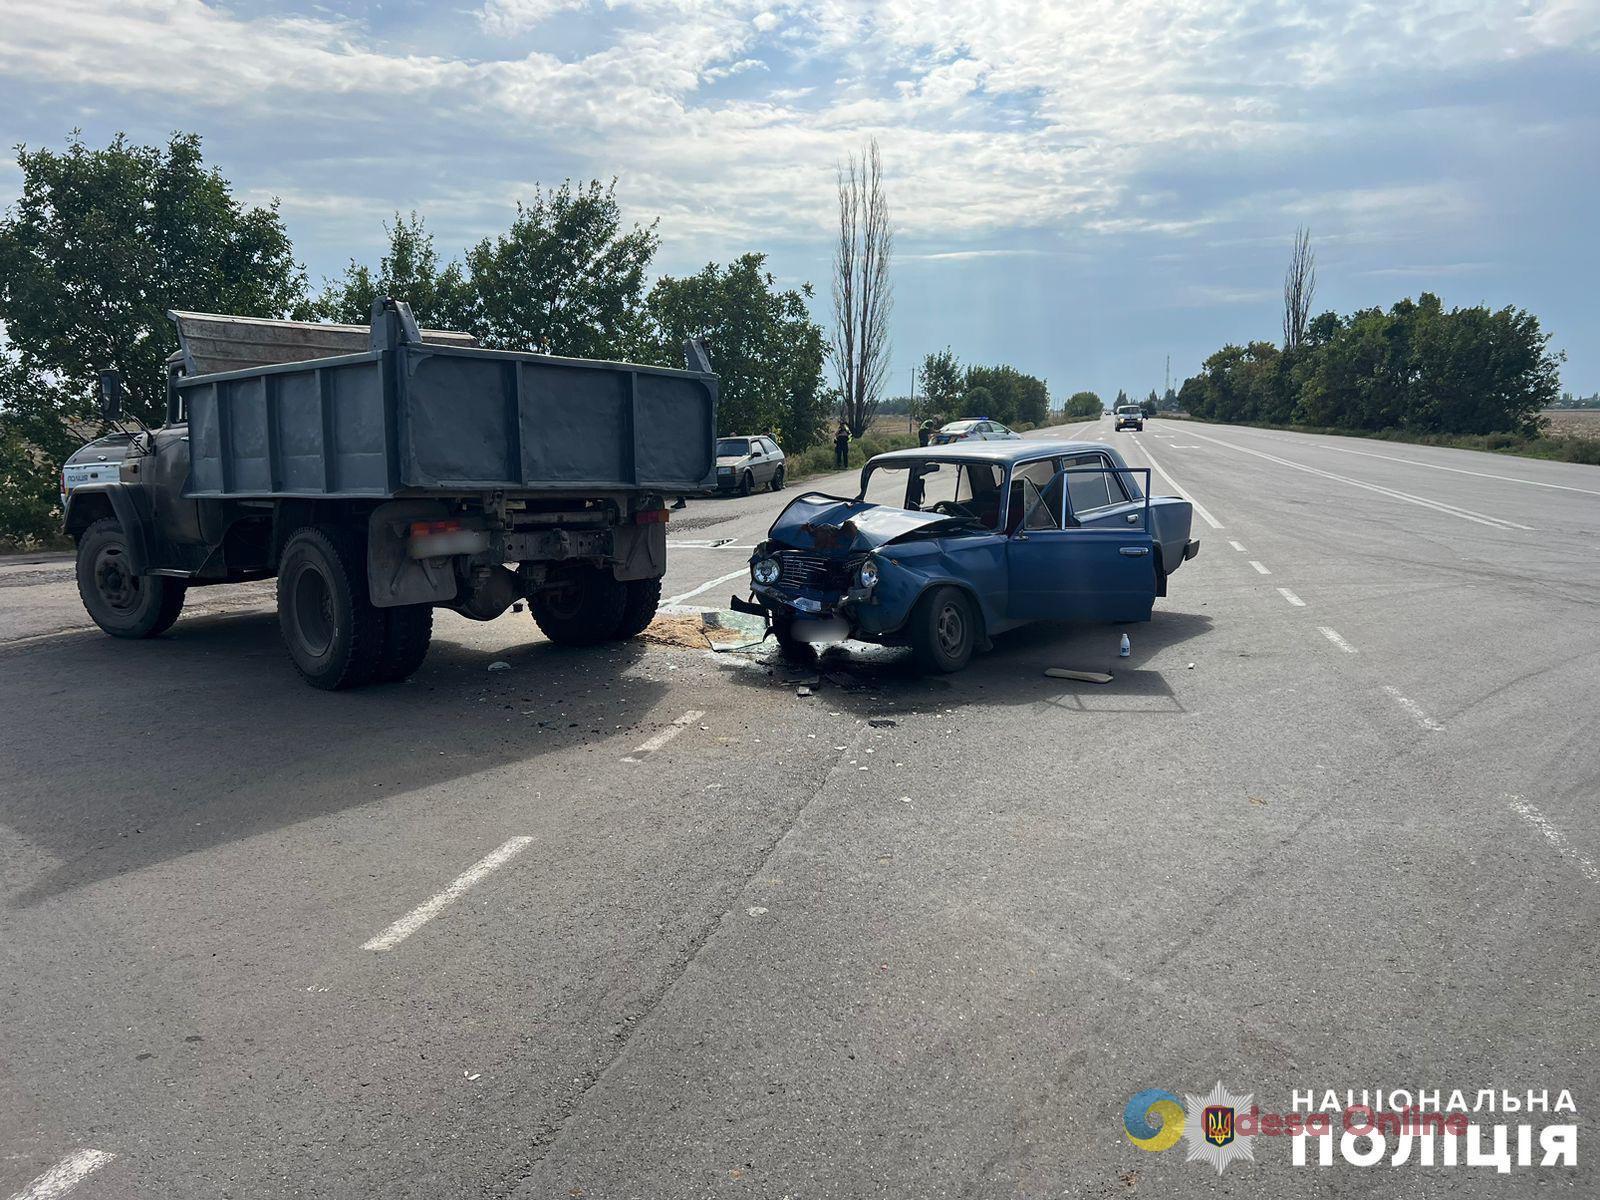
[1,608,674,909]
[708,607,1214,721]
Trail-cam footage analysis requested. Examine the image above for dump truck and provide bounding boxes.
[62,298,717,689]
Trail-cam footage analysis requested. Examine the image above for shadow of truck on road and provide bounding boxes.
[1,610,672,909]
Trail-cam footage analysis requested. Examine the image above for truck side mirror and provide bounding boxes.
[98,370,125,421]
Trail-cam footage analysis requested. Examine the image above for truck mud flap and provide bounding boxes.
[368,499,458,608]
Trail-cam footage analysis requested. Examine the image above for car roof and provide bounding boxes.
[867,439,1119,467]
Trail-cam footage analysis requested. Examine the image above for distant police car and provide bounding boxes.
[930,418,1021,445]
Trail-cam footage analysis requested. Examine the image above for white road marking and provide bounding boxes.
[1248,560,1272,575]
[7,1150,115,1200]
[667,541,757,551]
[1130,438,1224,529]
[663,568,750,607]
[1318,626,1358,653]
[1171,444,1202,448]
[1312,443,1600,498]
[1509,798,1600,884]
[1227,540,1247,552]
[623,709,706,762]
[362,837,534,952]
[1178,428,1532,530]
[1276,587,1306,607]
[1382,686,1443,731]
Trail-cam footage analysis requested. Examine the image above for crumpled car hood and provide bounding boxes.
[768,493,971,553]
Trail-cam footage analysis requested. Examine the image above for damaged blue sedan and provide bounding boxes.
[731,442,1199,672]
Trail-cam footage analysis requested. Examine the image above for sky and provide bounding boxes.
[1,0,1597,400]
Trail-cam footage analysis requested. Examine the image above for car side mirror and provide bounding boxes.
[98,370,125,421]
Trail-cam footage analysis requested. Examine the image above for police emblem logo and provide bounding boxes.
[1203,1105,1234,1147]
[1182,1083,1254,1173]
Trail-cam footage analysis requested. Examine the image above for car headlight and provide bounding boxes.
[753,557,780,585]
[857,558,879,589]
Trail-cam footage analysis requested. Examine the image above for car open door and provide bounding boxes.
[1006,464,1156,623]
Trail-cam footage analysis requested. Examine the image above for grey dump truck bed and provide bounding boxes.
[174,306,717,499]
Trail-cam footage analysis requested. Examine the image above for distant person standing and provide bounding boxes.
[834,421,851,469]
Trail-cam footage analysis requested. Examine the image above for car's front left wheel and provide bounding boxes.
[909,586,977,673]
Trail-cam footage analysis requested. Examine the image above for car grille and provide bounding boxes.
[776,552,832,588]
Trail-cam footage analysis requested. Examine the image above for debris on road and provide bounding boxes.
[868,717,897,728]
[640,612,744,650]
[488,661,512,671]
[1045,668,1113,684]
[796,686,813,697]
[1119,633,1131,657]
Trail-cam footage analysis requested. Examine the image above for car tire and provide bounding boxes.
[770,466,785,492]
[531,566,628,646]
[909,585,977,674]
[371,603,433,684]
[76,517,186,639]
[277,525,387,690]
[613,577,662,640]
[739,471,754,497]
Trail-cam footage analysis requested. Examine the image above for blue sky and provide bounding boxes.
[2,0,1597,399]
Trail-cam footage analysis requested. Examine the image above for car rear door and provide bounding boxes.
[1006,458,1156,623]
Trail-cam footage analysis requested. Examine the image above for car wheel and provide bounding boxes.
[531,566,628,646]
[277,525,387,689]
[909,585,976,674]
[739,471,754,497]
[770,466,785,492]
[76,517,186,638]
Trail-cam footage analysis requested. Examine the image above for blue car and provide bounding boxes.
[731,442,1199,672]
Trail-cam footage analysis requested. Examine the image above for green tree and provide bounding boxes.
[636,253,827,450]
[1141,389,1159,417]
[1114,388,1130,409]
[0,131,304,544]
[463,180,658,357]
[966,363,1049,427]
[961,385,995,418]
[311,212,469,329]
[0,131,305,427]
[1064,390,1102,418]
[916,348,963,424]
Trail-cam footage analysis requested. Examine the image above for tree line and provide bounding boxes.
[914,348,1050,430]
[1178,230,1564,437]
[0,133,830,544]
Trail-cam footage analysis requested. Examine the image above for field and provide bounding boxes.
[1541,409,1600,440]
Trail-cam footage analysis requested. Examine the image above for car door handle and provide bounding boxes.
[1119,546,1149,557]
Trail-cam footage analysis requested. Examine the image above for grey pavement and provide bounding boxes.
[2,417,1596,1198]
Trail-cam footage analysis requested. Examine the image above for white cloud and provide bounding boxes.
[0,0,1593,257]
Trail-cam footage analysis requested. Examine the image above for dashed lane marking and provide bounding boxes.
[1383,686,1443,732]
[1277,587,1306,607]
[6,1150,115,1200]
[623,709,706,763]
[1318,627,1357,653]
[1227,540,1247,552]
[362,837,535,952]
[1509,798,1600,884]
[1248,560,1272,575]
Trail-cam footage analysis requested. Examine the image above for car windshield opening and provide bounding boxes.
[861,460,1006,530]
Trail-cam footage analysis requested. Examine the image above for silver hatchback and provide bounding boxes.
[715,435,787,495]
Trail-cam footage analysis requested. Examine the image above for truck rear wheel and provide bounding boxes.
[372,604,434,683]
[530,566,627,646]
[277,526,386,690]
[76,517,186,639]
[612,577,661,640]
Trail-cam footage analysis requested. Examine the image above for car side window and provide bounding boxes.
[1064,454,1114,514]
[762,438,779,455]
[1101,454,1130,501]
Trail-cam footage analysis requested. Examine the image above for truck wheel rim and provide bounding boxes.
[94,545,139,611]
[936,603,966,656]
[291,564,335,656]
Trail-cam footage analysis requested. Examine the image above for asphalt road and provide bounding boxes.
[2,417,1596,1198]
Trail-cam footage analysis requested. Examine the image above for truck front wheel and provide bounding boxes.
[530,566,627,646]
[612,577,661,640]
[277,526,387,690]
[76,517,186,639]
